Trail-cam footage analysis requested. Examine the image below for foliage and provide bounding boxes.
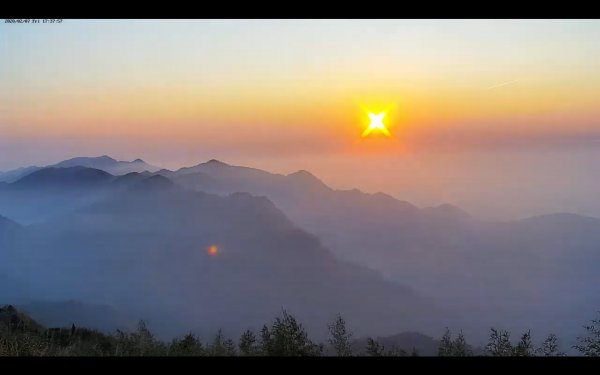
[485,328,513,356]
[114,320,167,356]
[366,337,385,356]
[574,312,600,356]
[453,331,472,356]
[2,304,599,357]
[238,330,260,356]
[169,333,204,356]
[513,330,534,356]
[438,328,472,356]
[536,334,564,356]
[366,337,406,357]
[259,310,322,356]
[207,329,236,356]
[327,314,353,356]
[438,328,453,356]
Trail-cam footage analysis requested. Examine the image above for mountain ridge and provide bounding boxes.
[0,156,160,183]
[2,179,445,338]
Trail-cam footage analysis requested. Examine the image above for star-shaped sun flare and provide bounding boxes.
[361,112,391,137]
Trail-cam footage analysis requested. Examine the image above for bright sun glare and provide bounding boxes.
[361,112,391,138]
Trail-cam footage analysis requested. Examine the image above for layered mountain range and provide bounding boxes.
[1,156,598,346]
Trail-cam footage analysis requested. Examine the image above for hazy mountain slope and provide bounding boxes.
[170,160,600,342]
[53,155,159,175]
[4,158,598,343]
[0,166,43,183]
[0,167,117,224]
[17,300,136,333]
[170,160,470,271]
[0,156,159,183]
[0,305,46,333]
[0,214,20,251]
[10,166,114,190]
[0,215,24,305]
[3,178,445,339]
[0,168,166,225]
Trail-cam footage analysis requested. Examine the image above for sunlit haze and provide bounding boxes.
[2,19,600,219]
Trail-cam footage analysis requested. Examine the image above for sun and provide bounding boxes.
[361,112,391,138]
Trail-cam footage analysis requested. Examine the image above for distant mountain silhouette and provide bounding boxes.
[0,168,181,224]
[2,159,600,342]
[0,305,45,333]
[10,166,114,190]
[111,171,153,187]
[2,180,444,338]
[169,159,600,341]
[0,165,43,183]
[0,155,159,183]
[53,155,159,175]
[421,203,471,221]
[0,167,119,224]
[285,170,332,194]
[54,155,120,169]
[129,174,178,192]
[17,300,136,333]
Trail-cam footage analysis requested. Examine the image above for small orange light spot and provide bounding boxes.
[208,245,219,256]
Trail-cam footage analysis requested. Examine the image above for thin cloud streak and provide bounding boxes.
[486,79,520,90]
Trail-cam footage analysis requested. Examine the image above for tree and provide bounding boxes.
[114,320,166,356]
[386,346,407,356]
[366,337,385,356]
[259,310,322,356]
[438,327,454,356]
[327,314,353,356]
[453,331,472,356]
[207,329,236,356]
[536,334,564,357]
[169,332,204,356]
[223,338,237,356]
[574,312,600,356]
[259,325,272,355]
[513,330,534,356]
[239,330,260,356]
[485,328,513,356]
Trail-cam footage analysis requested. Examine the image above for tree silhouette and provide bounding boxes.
[6,304,600,357]
[574,312,600,356]
[453,331,472,356]
[259,310,322,356]
[366,337,385,356]
[536,333,564,356]
[169,332,204,356]
[207,329,236,356]
[513,330,534,356]
[327,314,353,356]
[239,329,260,356]
[485,328,513,356]
[438,327,453,356]
[113,320,166,356]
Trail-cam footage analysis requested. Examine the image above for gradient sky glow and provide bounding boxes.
[2,19,600,218]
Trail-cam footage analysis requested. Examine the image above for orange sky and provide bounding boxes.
[2,20,600,219]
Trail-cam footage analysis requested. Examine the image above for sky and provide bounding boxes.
[2,19,600,219]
